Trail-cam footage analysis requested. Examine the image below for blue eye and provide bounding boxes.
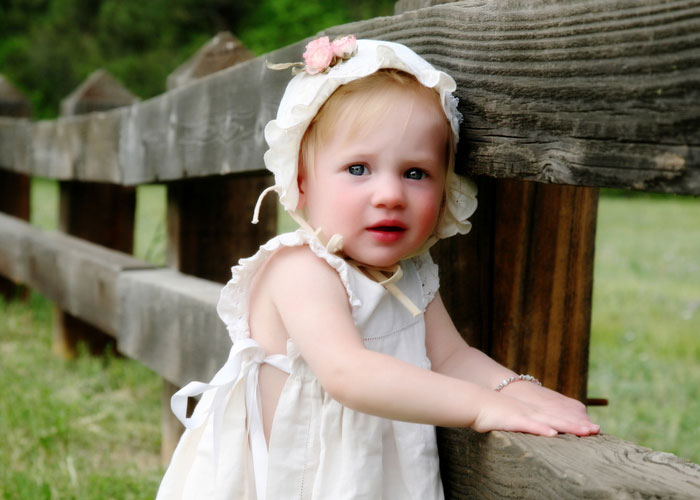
[405,168,427,180]
[347,164,366,176]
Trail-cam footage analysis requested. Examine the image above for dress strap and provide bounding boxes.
[171,338,291,500]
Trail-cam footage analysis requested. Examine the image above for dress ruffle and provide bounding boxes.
[414,251,440,305]
[159,233,445,500]
[216,230,363,343]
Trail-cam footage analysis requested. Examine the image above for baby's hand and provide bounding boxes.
[472,386,600,437]
[498,382,600,436]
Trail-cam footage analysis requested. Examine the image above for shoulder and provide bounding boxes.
[265,244,342,280]
[257,244,351,309]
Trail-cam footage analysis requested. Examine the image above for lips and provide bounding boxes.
[366,220,407,242]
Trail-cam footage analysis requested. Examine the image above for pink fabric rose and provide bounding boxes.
[331,35,357,59]
[303,36,334,75]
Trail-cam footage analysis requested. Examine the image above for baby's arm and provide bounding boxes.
[425,292,599,436]
[267,248,573,436]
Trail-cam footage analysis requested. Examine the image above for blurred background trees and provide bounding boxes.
[0,0,395,118]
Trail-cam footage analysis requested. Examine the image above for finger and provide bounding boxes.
[502,416,558,437]
[537,413,600,436]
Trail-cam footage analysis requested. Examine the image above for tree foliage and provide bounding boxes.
[0,0,395,118]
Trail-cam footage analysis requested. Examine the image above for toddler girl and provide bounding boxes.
[157,37,598,500]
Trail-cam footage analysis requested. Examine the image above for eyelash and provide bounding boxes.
[346,165,429,180]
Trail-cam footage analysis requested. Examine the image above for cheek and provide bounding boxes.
[306,181,361,227]
[329,188,363,224]
[414,188,444,233]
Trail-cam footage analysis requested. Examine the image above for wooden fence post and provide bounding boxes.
[433,178,598,401]
[161,32,276,465]
[392,2,599,496]
[393,0,599,400]
[0,75,31,301]
[54,70,138,358]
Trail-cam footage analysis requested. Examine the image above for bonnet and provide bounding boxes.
[253,37,477,246]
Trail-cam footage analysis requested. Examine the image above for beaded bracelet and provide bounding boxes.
[494,374,542,392]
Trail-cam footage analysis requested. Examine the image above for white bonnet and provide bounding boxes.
[261,38,477,240]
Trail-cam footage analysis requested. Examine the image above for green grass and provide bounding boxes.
[133,185,167,265]
[588,192,700,463]
[0,178,167,498]
[2,181,699,498]
[30,178,167,265]
[0,294,163,499]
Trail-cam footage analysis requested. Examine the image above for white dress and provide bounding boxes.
[157,230,444,500]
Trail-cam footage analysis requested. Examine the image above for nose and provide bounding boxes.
[372,175,406,209]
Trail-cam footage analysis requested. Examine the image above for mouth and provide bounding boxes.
[367,220,407,232]
[366,220,407,242]
[368,226,405,232]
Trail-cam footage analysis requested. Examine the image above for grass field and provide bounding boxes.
[587,192,700,463]
[1,180,166,498]
[0,180,698,498]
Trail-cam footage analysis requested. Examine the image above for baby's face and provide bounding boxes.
[298,88,448,268]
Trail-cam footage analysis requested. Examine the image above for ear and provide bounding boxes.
[296,169,307,210]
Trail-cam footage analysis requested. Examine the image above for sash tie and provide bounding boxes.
[171,338,291,500]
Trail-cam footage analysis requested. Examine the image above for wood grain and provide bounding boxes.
[0,0,698,193]
[438,428,700,499]
[0,75,31,299]
[2,212,699,496]
[490,180,598,399]
[0,213,151,335]
[54,70,138,357]
[116,267,229,387]
[0,212,225,386]
[432,179,597,401]
[165,37,276,285]
[167,32,254,90]
[167,173,277,283]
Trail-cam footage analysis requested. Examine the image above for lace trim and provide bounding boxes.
[216,231,362,343]
[413,252,440,306]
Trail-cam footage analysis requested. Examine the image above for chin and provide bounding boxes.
[348,252,403,269]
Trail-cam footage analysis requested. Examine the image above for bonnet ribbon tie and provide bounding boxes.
[348,263,421,317]
[252,185,422,316]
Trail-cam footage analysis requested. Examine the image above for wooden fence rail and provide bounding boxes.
[2,211,700,498]
[1,0,700,497]
[0,0,699,192]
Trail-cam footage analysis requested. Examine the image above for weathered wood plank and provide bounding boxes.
[53,71,138,357]
[0,117,30,172]
[166,32,254,90]
[490,180,598,399]
[61,69,139,116]
[57,181,136,252]
[167,173,277,283]
[0,75,31,299]
[161,380,185,466]
[165,36,277,284]
[347,0,700,194]
[438,428,700,499]
[3,215,699,496]
[117,268,229,387]
[0,212,227,387]
[0,213,35,284]
[0,213,151,334]
[432,179,598,401]
[1,0,698,193]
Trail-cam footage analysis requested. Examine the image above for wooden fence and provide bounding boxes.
[2,0,700,497]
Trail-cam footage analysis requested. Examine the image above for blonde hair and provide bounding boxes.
[299,69,455,175]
